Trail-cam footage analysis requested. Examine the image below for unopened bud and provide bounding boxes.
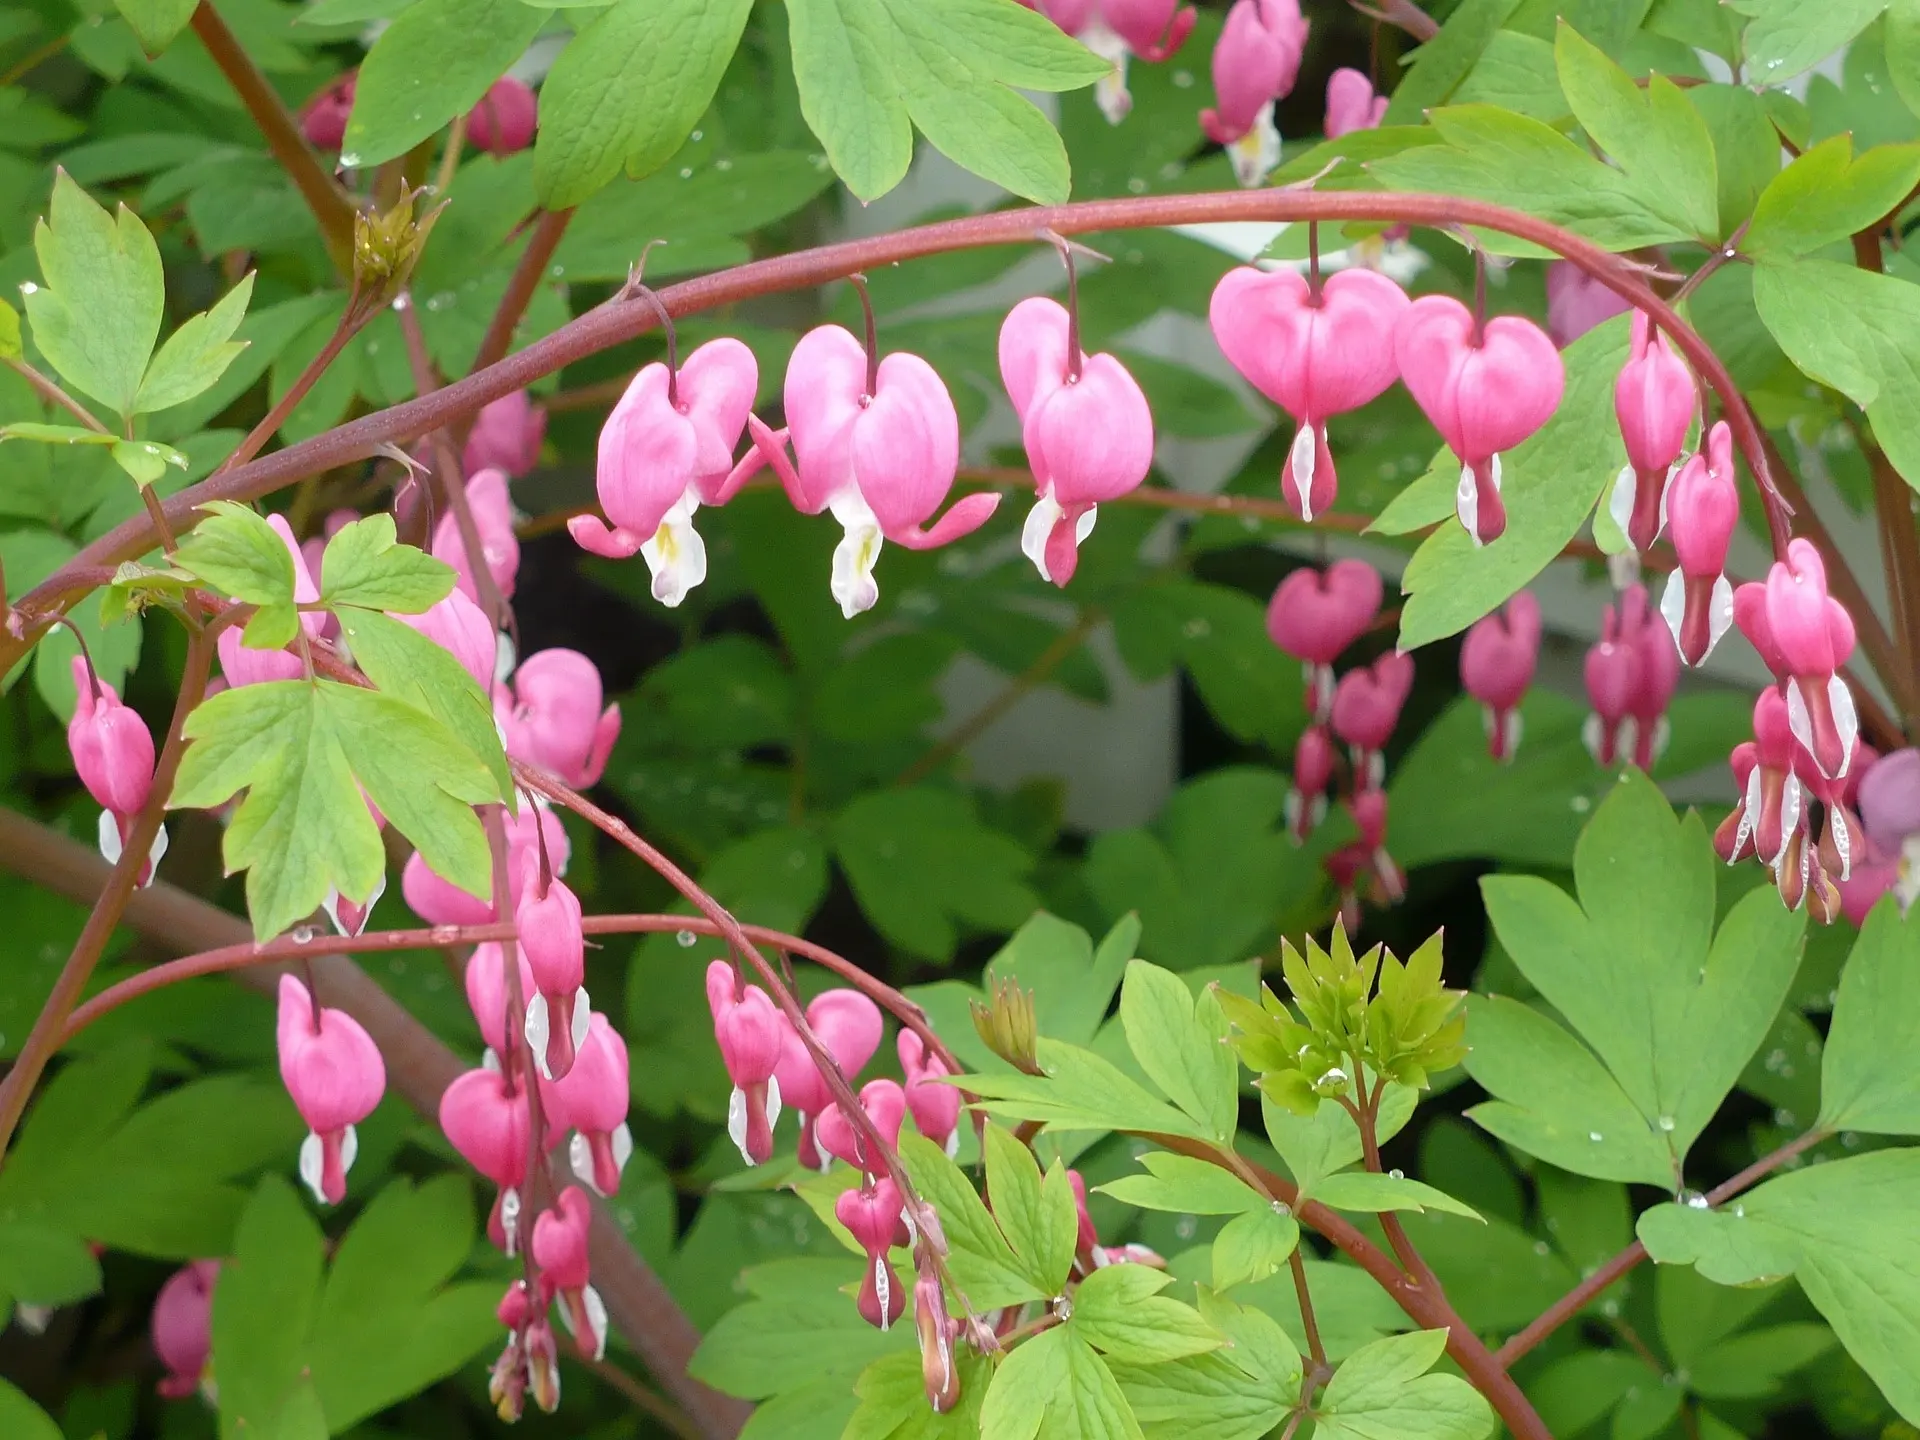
[488,1333,527,1422]
[914,1275,961,1413]
[351,188,446,320]
[970,976,1039,1075]
[526,1317,562,1414]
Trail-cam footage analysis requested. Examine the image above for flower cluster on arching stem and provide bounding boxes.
[1216,927,1467,1116]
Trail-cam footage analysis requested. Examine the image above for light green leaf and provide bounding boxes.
[22,171,165,418]
[983,1125,1076,1298]
[1890,0,1920,119]
[960,1038,1204,1139]
[0,1379,61,1440]
[981,1325,1144,1440]
[1096,1152,1272,1215]
[1111,1293,1300,1440]
[1745,135,1920,258]
[1381,0,1525,125]
[1554,22,1718,238]
[1073,1264,1222,1364]
[1210,1207,1300,1292]
[318,514,455,613]
[135,272,254,414]
[896,1134,1044,1311]
[846,1348,989,1440]
[1396,316,1629,649]
[1454,31,1566,122]
[0,299,19,361]
[1262,1082,1416,1195]
[335,608,511,800]
[1476,771,1804,1177]
[0,423,115,446]
[243,603,299,652]
[787,0,914,203]
[112,0,198,53]
[1315,1329,1495,1440]
[173,500,296,606]
[1637,1149,1920,1424]
[1818,896,1920,1132]
[110,437,187,487]
[1119,960,1238,1141]
[533,0,754,209]
[341,0,546,168]
[1312,1172,1483,1221]
[1731,0,1890,85]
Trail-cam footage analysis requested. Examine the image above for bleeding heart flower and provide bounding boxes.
[898,1030,961,1156]
[1610,311,1698,554]
[1755,538,1858,781]
[1661,420,1738,666]
[515,852,588,1082]
[1200,0,1310,187]
[464,390,546,479]
[1265,559,1384,717]
[277,974,385,1206]
[1583,585,1676,771]
[1324,66,1386,138]
[397,585,497,691]
[569,338,759,607]
[1330,651,1415,789]
[495,649,621,789]
[836,1179,907,1330]
[68,655,160,878]
[1459,592,1541,763]
[815,1078,908,1175]
[532,1187,607,1360]
[774,990,884,1170]
[433,468,521,603]
[1286,724,1336,844]
[440,1067,532,1253]
[300,74,354,150]
[751,324,999,618]
[541,1014,634,1198]
[467,77,537,155]
[999,296,1154,586]
[1395,296,1564,545]
[152,1261,218,1401]
[1210,266,1408,521]
[1039,0,1197,123]
[705,962,784,1166]
[1545,261,1630,348]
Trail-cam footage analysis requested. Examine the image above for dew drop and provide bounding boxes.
[339,153,362,168]
[391,293,410,311]
[1388,1168,1403,1180]
[679,167,694,179]
[290,925,317,945]
[1657,1115,1676,1132]
[1588,1131,1604,1142]
[691,129,704,142]
[1271,1201,1291,1217]
[1731,1203,1745,1218]
[676,929,698,947]
[1681,1189,1709,1210]
[1126,177,1148,194]
[1533,1240,1551,1256]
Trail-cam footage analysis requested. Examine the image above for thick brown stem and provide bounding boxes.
[0,804,751,1439]
[470,208,574,378]
[1,189,1797,675]
[189,2,355,270]
[0,630,214,1161]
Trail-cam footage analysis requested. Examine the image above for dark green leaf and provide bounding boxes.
[1818,897,1920,1132]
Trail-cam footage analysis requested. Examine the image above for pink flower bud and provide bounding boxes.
[277,975,385,1205]
[216,515,324,687]
[496,649,622,790]
[1545,262,1630,348]
[774,989,883,1168]
[1348,787,1405,906]
[1068,1169,1100,1262]
[1200,0,1309,187]
[397,585,497,691]
[1609,312,1698,553]
[1858,747,1920,854]
[1324,66,1386,138]
[433,468,520,603]
[1330,651,1415,788]
[515,856,587,1081]
[1584,585,1674,771]
[1582,631,1639,770]
[300,74,354,150]
[1661,421,1738,666]
[899,1031,961,1155]
[815,1078,908,1173]
[68,656,155,822]
[403,848,494,929]
[1211,267,1408,521]
[570,339,759,607]
[541,1014,633,1197]
[998,297,1154,586]
[1104,0,1197,60]
[1266,560,1384,718]
[705,962,784,1166]
[467,77,537,155]
[1396,296,1564,545]
[464,390,547,479]
[1762,539,1859,780]
[1286,724,1336,844]
[465,942,538,1055]
[836,1179,907,1330]
[440,1067,531,1250]
[752,326,999,618]
[152,1261,218,1400]
[914,1270,961,1412]
[1459,591,1541,762]
[532,1186,607,1360]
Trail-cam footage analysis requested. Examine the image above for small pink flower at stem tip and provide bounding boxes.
[814,1078,908,1175]
[1545,261,1630,348]
[772,989,883,1170]
[277,974,385,1206]
[466,77,537,155]
[1347,786,1405,906]
[1756,538,1859,781]
[1661,421,1738,666]
[216,515,324,688]
[299,73,355,151]
[899,1030,962,1156]
[68,654,160,877]
[1610,311,1699,555]
[705,961,785,1166]
[1582,585,1675,771]
[1323,67,1386,139]
[489,1281,534,1420]
[1395,295,1564,545]
[998,296,1154,587]
[750,324,997,618]
[570,338,759,607]
[495,649,621,789]
[1265,559,1384,719]
[1210,267,1408,522]
[1286,724,1336,844]
[1715,688,1801,870]
[397,584,498,691]
[152,1260,218,1401]
[1459,591,1541,763]
[514,849,588,1081]
[433,468,520,603]
[439,1066,532,1253]
[541,1013,634,1197]
[1330,651,1415,791]
[1200,0,1310,188]
[836,1179,907,1330]
[532,1186,607,1360]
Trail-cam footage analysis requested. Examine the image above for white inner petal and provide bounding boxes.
[298,1131,326,1205]
[524,993,552,1080]
[639,487,707,609]
[569,1132,596,1193]
[1080,19,1133,125]
[1608,464,1637,549]
[1455,461,1478,544]
[572,986,592,1054]
[829,489,884,619]
[727,1084,753,1165]
[1228,101,1281,189]
[1827,674,1858,778]
[1022,488,1063,580]
[1289,424,1319,521]
[582,1285,609,1361]
[1705,574,1734,660]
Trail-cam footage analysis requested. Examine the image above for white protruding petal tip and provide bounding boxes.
[298,1131,326,1205]
[727,1085,754,1166]
[524,993,552,1080]
[572,986,592,1054]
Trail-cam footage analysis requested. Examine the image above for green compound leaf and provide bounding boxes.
[1311,1172,1484,1222]
[173,501,296,607]
[1637,1148,1920,1425]
[1817,896,1920,1133]
[1096,1152,1273,1215]
[1730,0,1890,86]
[1315,1329,1496,1440]
[335,608,511,801]
[980,1324,1143,1440]
[318,514,454,614]
[897,1133,1045,1312]
[846,1347,989,1440]
[1111,1292,1300,1440]
[1744,135,1920,259]
[1072,1263,1223,1365]
[1119,959,1239,1141]
[22,170,165,419]
[1210,1206,1300,1292]
[112,0,199,54]
[960,1038,1205,1140]
[983,1125,1077,1298]
[135,271,254,415]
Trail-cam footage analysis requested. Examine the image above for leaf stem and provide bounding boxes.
[467,208,574,379]
[2,355,108,432]
[217,310,364,475]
